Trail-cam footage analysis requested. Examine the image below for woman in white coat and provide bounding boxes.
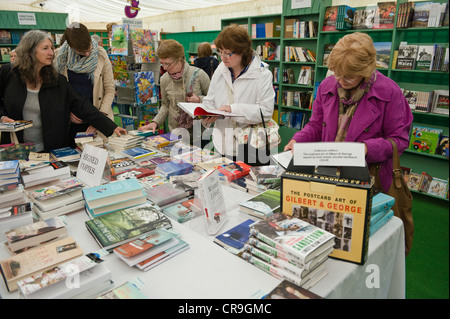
[202,24,275,164]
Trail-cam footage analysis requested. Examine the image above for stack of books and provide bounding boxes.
[0,236,84,292]
[370,192,395,236]
[121,147,157,162]
[145,183,192,209]
[0,186,33,240]
[26,177,86,219]
[238,189,281,219]
[82,179,147,218]
[108,135,145,152]
[142,133,181,149]
[21,161,71,188]
[109,157,137,175]
[49,147,81,162]
[113,228,189,271]
[243,212,335,290]
[0,160,20,188]
[110,167,155,181]
[217,161,252,182]
[155,160,194,178]
[85,202,172,252]
[0,120,33,132]
[5,216,68,254]
[16,254,113,299]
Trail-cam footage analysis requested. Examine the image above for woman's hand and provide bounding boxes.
[185,93,201,103]
[284,139,296,152]
[1,116,14,123]
[138,121,158,133]
[70,112,83,124]
[113,126,127,137]
[85,125,98,135]
[202,116,217,125]
[218,105,232,113]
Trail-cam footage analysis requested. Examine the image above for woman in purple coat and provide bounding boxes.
[284,32,413,193]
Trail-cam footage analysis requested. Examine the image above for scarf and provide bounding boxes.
[334,72,377,142]
[56,40,98,83]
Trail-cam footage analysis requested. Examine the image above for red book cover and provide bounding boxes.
[110,167,154,181]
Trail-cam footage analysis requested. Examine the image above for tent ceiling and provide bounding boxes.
[0,0,253,23]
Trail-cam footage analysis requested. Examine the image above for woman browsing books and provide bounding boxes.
[201,24,275,163]
[0,30,126,152]
[284,32,413,194]
[138,39,211,147]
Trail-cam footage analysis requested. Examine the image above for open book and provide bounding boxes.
[177,102,243,118]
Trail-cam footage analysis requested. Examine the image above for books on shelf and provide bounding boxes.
[85,202,172,251]
[407,171,423,191]
[428,177,448,198]
[419,172,433,193]
[322,43,335,66]
[374,42,392,68]
[396,44,418,70]
[5,216,67,254]
[322,6,338,31]
[297,66,312,85]
[0,236,84,292]
[335,5,355,31]
[411,1,434,28]
[239,189,281,219]
[430,90,449,115]
[373,2,396,29]
[353,5,377,29]
[409,124,443,154]
[415,45,435,70]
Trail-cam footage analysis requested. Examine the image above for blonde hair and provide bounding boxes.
[156,39,185,61]
[327,32,377,79]
[197,42,213,58]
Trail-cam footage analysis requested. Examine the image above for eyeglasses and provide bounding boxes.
[334,76,359,84]
[160,60,176,69]
[218,50,234,58]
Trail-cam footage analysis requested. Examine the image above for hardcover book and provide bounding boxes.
[352,6,377,29]
[134,71,157,105]
[28,177,84,201]
[396,44,418,70]
[263,279,323,299]
[428,177,448,198]
[155,160,194,178]
[411,1,434,28]
[0,160,19,174]
[370,210,394,236]
[121,147,156,161]
[85,202,172,251]
[249,212,336,267]
[145,182,188,208]
[214,218,254,254]
[49,147,81,162]
[322,6,338,31]
[177,102,244,118]
[374,42,392,68]
[415,45,434,70]
[217,161,252,182]
[110,167,155,181]
[239,189,281,219]
[373,2,396,29]
[280,166,372,265]
[0,237,83,292]
[409,124,443,154]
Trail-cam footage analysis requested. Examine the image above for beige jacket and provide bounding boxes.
[54,46,115,120]
[153,62,210,131]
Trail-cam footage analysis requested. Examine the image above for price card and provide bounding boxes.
[293,142,366,167]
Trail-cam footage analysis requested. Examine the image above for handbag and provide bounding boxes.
[371,138,414,256]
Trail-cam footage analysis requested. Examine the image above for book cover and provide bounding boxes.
[82,179,143,209]
[297,66,312,85]
[217,161,252,182]
[322,44,335,66]
[239,189,281,218]
[249,212,336,266]
[431,90,449,115]
[407,171,423,191]
[374,42,392,68]
[402,89,418,110]
[50,147,81,161]
[110,167,155,181]
[85,202,172,251]
[111,24,129,56]
[419,172,433,193]
[322,6,338,31]
[371,192,395,216]
[411,1,434,28]
[281,169,372,265]
[156,160,193,177]
[396,44,418,70]
[263,279,323,299]
[0,237,83,292]
[134,71,157,105]
[436,135,449,157]
[373,2,396,29]
[214,218,254,254]
[415,45,434,70]
[144,134,171,148]
[409,124,443,154]
[428,177,448,198]
[121,147,156,160]
[352,6,377,29]
[0,160,19,174]
[145,182,188,208]
[162,201,196,223]
[28,177,84,201]
[130,27,156,63]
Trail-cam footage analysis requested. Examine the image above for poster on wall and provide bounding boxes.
[291,0,311,10]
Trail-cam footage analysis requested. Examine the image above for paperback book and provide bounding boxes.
[214,218,254,254]
[239,189,281,219]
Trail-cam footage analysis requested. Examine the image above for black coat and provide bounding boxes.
[194,56,219,79]
[0,64,117,152]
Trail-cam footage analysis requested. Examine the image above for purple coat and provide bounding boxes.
[292,71,413,192]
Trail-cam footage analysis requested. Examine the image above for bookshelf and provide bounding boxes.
[89,29,109,51]
[0,10,68,64]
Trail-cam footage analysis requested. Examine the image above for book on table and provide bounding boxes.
[26,177,84,201]
[239,189,281,219]
[263,279,323,299]
[177,102,244,118]
[145,182,190,208]
[21,161,71,188]
[0,160,19,175]
[155,160,194,178]
[0,236,84,292]
[31,190,85,219]
[85,202,172,252]
[50,147,81,162]
[0,120,33,132]
[162,200,196,223]
[136,238,189,271]
[110,167,155,181]
[214,218,255,254]
[97,281,147,299]
[5,216,68,253]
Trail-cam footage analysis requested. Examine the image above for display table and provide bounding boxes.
[0,185,405,299]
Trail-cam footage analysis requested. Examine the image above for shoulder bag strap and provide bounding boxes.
[387,138,403,189]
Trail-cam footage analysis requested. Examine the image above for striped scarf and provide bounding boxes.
[56,40,98,83]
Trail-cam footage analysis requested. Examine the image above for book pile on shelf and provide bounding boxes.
[0,185,33,240]
[394,42,449,72]
[282,90,312,108]
[397,1,449,28]
[402,88,449,114]
[16,253,112,299]
[0,236,84,292]
[255,42,280,61]
[242,212,335,290]
[251,19,281,38]
[405,169,448,199]
[113,227,189,272]
[324,2,397,31]
[108,134,145,152]
[85,202,173,252]
[284,46,316,63]
[279,111,307,130]
[284,18,318,38]
[82,178,147,218]
[408,124,448,155]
